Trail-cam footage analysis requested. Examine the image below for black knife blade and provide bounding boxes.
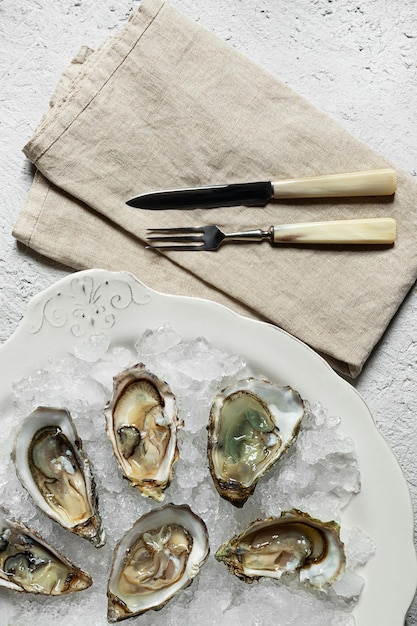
[126,181,273,210]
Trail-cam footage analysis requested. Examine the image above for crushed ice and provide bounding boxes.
[0,323,375,625]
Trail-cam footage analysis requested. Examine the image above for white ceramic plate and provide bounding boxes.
[0,268,415,624]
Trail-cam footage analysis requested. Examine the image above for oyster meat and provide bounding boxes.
[107,503,209,622]
[215,509,346,589]
[0,511,92,595]
[13,406,105,547]
[104,363,181,502]
[208,378,305,506]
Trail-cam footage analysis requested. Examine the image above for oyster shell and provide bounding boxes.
[208,378,305,507]
[12,406,105,547]
[215,509,345,589]
[104,364,181,502]
[0,510,92,595]
[107,503,209,622]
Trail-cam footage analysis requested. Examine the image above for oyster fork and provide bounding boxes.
[146,218,396,251]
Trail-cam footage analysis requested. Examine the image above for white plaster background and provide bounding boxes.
[1,0,416,623]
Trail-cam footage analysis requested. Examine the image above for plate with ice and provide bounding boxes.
[0,268,415,626]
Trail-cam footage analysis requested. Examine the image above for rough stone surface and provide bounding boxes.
[1,0,417,623]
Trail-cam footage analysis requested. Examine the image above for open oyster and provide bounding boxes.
[0,510,92,595]
[107,503,209,622]
[12,406,105,547]
[208,378,305,507]
[104,364,181,502]
[215,509,345,589]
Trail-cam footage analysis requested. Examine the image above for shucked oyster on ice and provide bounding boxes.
[107,503,209,622]
[208,378,305,507]
[0,510,92,595]
[12,407,105,547]
[215,509,346,590]
[104,363,181,502]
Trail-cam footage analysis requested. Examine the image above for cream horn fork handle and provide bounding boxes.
[271,217,396,244]
[272,168,396,198]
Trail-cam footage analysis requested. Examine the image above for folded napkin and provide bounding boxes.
[13,0,417,377]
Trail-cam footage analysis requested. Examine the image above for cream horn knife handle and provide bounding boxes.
[272,218,396,244]
[272,168,396,198]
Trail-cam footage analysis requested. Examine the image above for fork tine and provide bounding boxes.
[147,226,206,234]
[147,233,204,243]
[146,243,205,251]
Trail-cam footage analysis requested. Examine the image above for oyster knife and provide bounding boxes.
[126,168,396,210]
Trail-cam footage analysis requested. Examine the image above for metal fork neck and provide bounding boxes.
[225,228,272,242]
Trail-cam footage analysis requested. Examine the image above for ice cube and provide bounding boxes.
[71,333,110,362]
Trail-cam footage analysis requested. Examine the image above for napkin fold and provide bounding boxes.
[13,0,417,377]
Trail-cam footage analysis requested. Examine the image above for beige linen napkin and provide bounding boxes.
[13,0,417,377]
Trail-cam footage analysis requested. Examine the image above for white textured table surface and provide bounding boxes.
[1,0,417,623]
